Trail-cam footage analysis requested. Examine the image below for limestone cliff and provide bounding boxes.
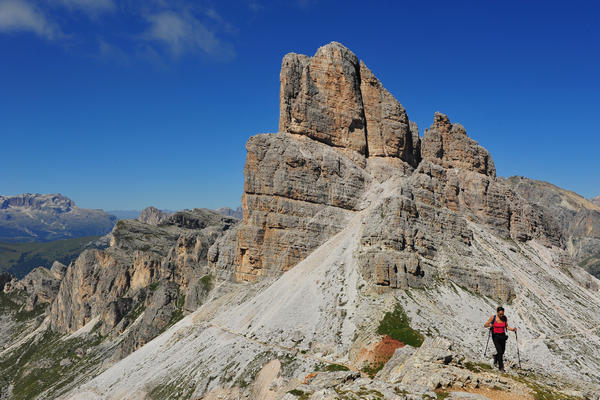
[136,206,171,225]
[503,176,600,278]
[48,209,237,356]
[210,42,562,294]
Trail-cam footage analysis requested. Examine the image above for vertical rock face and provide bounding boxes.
[137,206,171,225]
[503,176,600,278]
[49,210,236,342]
[421,112,495,176]
[359,61,419,166]
[279,43,368,155]
[209,132,371,282]
[212,42,426,282]
[3,262,66,311]
[279,42,420,166]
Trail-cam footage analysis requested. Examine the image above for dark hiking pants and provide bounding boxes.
[492,333,507,370]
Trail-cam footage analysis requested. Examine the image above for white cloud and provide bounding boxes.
[0,0,58,38]
[55,0,114,14]
[144,11,234,60]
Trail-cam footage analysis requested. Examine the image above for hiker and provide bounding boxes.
[484,306,517,372]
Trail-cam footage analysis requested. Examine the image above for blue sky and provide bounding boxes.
[1,0,598,211]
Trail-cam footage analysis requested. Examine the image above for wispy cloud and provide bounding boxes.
[0,0,59,39]
[144,10,235,60]
[0,1,236,63]
[55,0,115,15]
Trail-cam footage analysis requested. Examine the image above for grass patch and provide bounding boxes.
[148,379,195,400]
[322,363,350,372]
[0,328,105,400]
[377,303,424,347]
[198,274,214,292]
[360,361,384,378]
[463,361,493,373]
[436,392,450,399]
[512,374,582,400]
[287,389,310,399]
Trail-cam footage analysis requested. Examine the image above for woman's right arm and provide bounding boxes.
[483,316,493,328]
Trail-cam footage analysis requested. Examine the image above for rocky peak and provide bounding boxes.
[592,196,600,207]
[137,206,171,225]
[279,41,420,167]
[279,42,367,156]
[421,112,496,177]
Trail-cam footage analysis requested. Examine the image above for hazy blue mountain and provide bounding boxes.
[0,194,116,243]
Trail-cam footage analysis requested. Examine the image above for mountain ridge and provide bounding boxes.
[1,42,599,400]
[0,193,116,243]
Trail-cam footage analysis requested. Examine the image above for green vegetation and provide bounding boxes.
[198,274,214,292]
[0,328,105,400]
[579,253,600,279]
[512,373,583,400]
[322,363,350,372]
[360,362,384,378]
[435,392,450,399]
[0,236,101,278]
[377,303,424,347]
[167,292,186,327]
[148,379,195,400]
[463,361,493,373]
[334,387,384,400]
[287,389,310,400]
[0,291,45,322]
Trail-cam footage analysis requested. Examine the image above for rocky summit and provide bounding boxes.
[1,42,599,400]
[0,193,116,242]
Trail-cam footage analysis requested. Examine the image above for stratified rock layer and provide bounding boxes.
[49,209,237,358]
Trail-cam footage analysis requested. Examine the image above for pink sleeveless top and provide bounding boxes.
[493,318,506,334]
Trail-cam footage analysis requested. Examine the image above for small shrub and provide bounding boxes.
[361,361,384,377]
[323,363,349,372]
[377,304,424,347]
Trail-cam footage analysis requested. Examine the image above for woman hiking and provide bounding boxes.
[484,306,517,372]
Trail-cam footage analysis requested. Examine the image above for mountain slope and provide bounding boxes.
[65,176,600,399]
[2,42,599,400]
[503,176,600,279]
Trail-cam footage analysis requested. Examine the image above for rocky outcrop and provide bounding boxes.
[359,61,419,166]
[49,209,237,352]
[0,193,116,242]
[2,261,66,311]
[215,206,243,219]
[503,176,600,278]
[210,132,370,281]
[137,206,171,225]
[592,196,600,206]
[279,41,420,168]
[210,42,425,282]
[279,43,368,156]
[421,112,495,176]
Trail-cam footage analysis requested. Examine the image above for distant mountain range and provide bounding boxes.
[0,194,116,243]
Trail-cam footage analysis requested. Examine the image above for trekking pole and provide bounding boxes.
[484,328,491,356]
[515,330,521,369]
